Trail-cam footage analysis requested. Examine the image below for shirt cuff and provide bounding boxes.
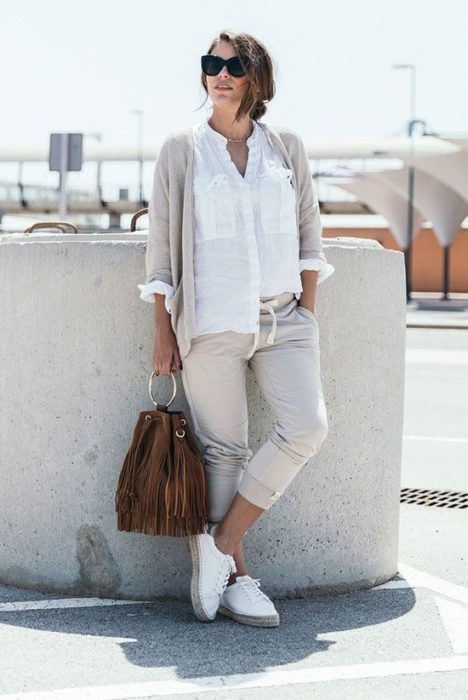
[299,254,335,284]
[137,280,175,314]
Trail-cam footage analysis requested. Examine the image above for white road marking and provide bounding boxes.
[0,598,150,612]
[397,564,468,605]
[403,435,468,443]
[436,597,468,653]
[1,656,468,699]
[405,348,468,365]
[371,579,416,590]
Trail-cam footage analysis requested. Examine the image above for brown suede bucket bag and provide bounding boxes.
[115,371,208,537]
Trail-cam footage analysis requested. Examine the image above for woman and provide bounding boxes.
[138,30,335,628]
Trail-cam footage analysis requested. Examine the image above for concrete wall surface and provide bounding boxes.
[0,233,406,600]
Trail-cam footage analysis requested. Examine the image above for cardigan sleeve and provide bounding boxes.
[294,133,325,260]
[144,137,173,287]
[291,132,335,283]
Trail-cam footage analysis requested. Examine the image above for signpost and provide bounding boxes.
[49,133,83,218]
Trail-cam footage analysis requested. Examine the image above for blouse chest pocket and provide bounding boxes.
[258,166,297,236]
[193,173,237,242]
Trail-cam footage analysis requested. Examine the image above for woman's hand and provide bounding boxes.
[152,324,182,375]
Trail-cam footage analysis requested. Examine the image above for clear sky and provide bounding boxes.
[2,0,467,147]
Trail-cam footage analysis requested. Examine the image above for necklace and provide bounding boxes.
[209,119,254,143]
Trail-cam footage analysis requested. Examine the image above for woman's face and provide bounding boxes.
[205,41,251,108]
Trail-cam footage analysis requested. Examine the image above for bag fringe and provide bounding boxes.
[115,413,208,537]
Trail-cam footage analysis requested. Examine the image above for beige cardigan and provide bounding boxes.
[144,121,326,362]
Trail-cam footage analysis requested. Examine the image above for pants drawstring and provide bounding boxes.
[261,298,279,344]
[247,298,279,359]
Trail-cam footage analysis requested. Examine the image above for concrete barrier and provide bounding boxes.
[0,233,406,599]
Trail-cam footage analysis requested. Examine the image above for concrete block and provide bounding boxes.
[0,233,406,599]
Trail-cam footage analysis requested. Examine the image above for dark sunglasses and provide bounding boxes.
[201,54,246,78]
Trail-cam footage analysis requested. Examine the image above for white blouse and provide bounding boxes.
[138,116,335,336]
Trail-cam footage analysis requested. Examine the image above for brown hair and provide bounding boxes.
[199,30,276,122]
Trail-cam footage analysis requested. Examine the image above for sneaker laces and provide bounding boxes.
[214,554,236,595]
[238,577,270,602]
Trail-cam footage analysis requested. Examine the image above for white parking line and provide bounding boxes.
[405,348,468,364]
[1,656,468,699]
[0,598,150,612]
[436,598,468,653]
[403,435,468,443]
[397,564,468,605]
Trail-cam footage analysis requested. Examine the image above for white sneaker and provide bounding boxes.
[219,575,280,627]
[188,528,237,622]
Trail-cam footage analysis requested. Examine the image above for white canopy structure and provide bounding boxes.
[336,176,426,249]
[369,166,468,248]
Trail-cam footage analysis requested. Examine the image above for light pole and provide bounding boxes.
[84,132,103,205]
[131,109,144,206]
[392,63,416,302]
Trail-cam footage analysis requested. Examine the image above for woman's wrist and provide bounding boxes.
[299,269,318,314]
[154,295,173,328]
[298,301,316,314]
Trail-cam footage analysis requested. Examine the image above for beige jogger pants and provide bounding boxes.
[180,291,329,522]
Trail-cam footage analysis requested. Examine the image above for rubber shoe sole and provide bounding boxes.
[218,603,280,627]
[189,534,216,622]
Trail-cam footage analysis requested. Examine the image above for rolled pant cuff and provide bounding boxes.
[237,471,282,511]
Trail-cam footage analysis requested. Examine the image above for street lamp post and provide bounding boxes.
[84,132,104,210]
[392,63,416,302]
[131,109,144,206]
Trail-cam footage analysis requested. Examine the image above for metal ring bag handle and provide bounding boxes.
[130,208,149,232]
[148,370,177,409]
[23,221,79,234]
